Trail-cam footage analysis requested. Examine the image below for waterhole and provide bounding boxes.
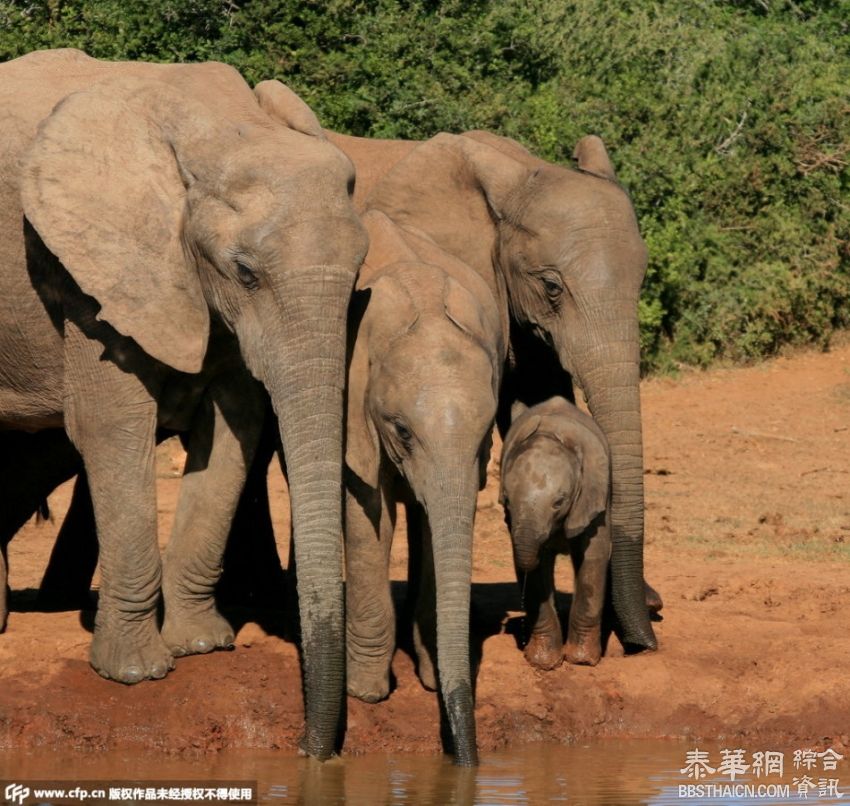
[3,740,847,804]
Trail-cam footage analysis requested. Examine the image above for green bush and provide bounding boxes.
[1,0,848,372]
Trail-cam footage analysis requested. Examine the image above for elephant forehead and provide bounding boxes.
[219,134,352,196]
[505,438,576,493]
[372,343,495,418]
[515,171,641,241]
[382,321,495,380]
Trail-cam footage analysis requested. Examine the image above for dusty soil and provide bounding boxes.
[1,342,849,757]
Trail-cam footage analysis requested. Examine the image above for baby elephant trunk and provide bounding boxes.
[510,518,547,573]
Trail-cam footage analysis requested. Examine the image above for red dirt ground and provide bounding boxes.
[1,341,848,757]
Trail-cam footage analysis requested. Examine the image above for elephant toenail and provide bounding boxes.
[122,666,144,684]
[224,642,235,651]
[171,645,187,657]
[191,638,213,654]
[150,662,168,679]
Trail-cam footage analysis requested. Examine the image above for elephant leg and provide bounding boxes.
[520,549,563,670]
[408,502,438,692]
[64,322,172,684]
[38,472,98,608]
[161,370,263,657]
[345,482,396,703]
[565,521,610,666]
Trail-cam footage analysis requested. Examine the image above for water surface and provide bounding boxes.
[2,740,848,805]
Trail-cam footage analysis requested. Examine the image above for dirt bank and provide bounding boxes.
[1,342,849,756]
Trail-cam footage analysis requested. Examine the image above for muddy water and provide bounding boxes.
[2,741,848,804]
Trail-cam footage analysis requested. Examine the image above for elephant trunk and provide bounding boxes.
[261,263,355,759]
[509,520,543,573]
[424,461,479,766]
[565,303,655,651]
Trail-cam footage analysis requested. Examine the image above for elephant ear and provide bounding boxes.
[345,289,380,491]
[20,80,209,373]
[346,271,418,489]
[503,412,542,468]
[564,420,610,538]
[461,130,539,168]
[359,209,421,288]
[443,276,498,361]
[510,400,529,422]
[572,135,618,182]
[253,80,326,139]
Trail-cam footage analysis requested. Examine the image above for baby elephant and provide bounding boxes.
[500,396,611,670]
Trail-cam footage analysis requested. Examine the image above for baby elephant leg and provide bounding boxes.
[520,549,563,670]
[565,521,611,666]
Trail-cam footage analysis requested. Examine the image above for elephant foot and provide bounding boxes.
[90,616,174,684]
[645,580,664,613]
[346,658,390,703]
[524,630,564,670]
[161,606,235,658]
[564,631,602,666]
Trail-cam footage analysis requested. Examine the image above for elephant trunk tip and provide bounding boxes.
[297,726,340,762]
[445,682,479,767]
[513,549,541,574]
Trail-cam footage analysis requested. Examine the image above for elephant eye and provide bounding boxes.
[540,270,563,300]
[394,421,412,444]
[384,416,413,450]
[236,261,259,291]
[552,495,567,510]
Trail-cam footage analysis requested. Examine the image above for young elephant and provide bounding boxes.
[500,397,611,670]
[345,209,506,766]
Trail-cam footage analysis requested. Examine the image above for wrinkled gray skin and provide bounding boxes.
[344,210,506,766]
[501,397,611,670]
[324,129,657,652]
[0,49,367,760]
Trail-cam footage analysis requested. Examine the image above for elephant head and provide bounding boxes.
[346,211,505,765]
[20,73,368,758]
[363,131,655,651]
[500,398,609,573]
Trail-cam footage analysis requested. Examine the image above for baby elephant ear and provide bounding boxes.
[443,275,502,367]
[510,400,529,422]
[572,135,617,181]
[21,80,209,374]
[564,426,610,538]
[503,412,541,462]
[360,210,420,278]
[254,80,326,139]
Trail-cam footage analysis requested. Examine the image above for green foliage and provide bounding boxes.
[1,0,848,371]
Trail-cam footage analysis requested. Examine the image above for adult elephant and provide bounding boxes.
[323,129,657,652]
[0,49,367,760]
